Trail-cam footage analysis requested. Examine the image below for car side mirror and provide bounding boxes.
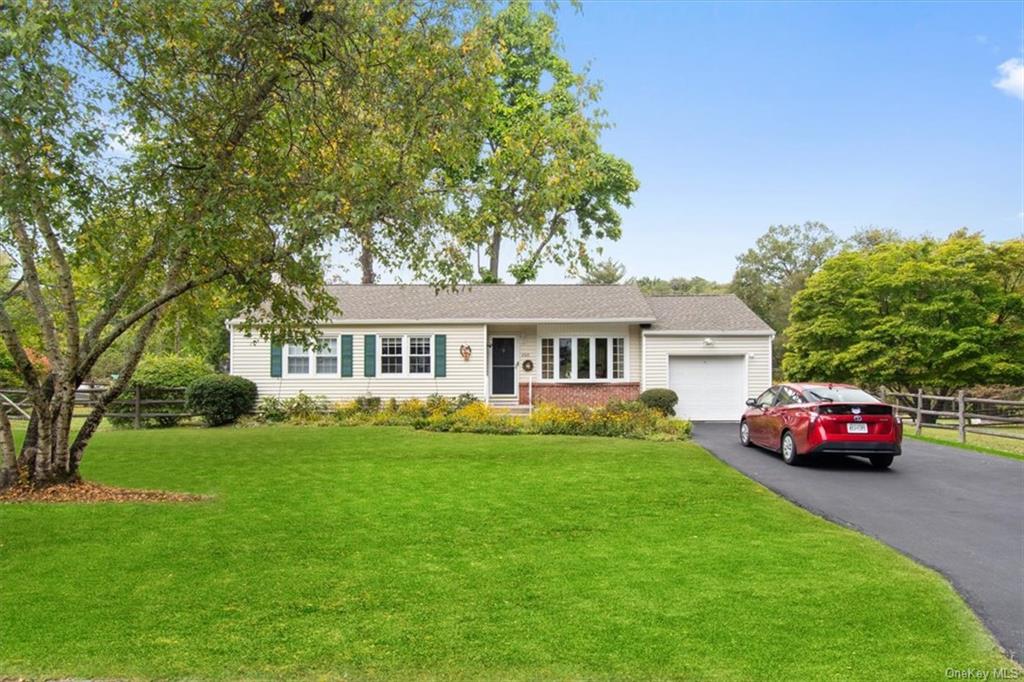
[745,398,757,407]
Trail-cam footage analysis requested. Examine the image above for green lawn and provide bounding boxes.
[0,426,1011,680]
[908,423,1024,461]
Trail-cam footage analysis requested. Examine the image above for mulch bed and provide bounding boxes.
[0,481,209,504]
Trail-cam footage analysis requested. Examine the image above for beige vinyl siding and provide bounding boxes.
[230,324,488,401]
[642,334,772,399]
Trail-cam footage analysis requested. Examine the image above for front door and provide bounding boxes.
[491,337,517,396]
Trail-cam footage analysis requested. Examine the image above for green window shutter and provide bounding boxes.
[434,334,446,378]
[341,335,353,378]
[363,334,376,377]
[270,343,282,378]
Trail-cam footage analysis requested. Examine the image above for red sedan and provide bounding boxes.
[739,383,902,468]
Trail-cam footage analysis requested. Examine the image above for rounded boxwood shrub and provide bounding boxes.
[187,375,258,426]
[639,388,679,416]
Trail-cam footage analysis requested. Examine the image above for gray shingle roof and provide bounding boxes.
[324,284,657,322]
[644,294,774,333]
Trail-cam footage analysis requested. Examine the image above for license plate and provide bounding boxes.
[847,423,868,434]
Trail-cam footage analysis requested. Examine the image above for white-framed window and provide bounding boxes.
[540,336,626,382]
[377,334,434,377]
[380,336,404,375]
[409,336,432,375]
[287,344,310,375]
[315,337,338,375]
[540,338,554,379]
[286,336,341,376]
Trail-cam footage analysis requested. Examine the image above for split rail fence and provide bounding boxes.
[880,388,1024,445]
[0,385,190,429]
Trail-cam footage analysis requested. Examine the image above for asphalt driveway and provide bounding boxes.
[692,422,1024,661]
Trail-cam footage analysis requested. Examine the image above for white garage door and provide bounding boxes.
[668,356,746,421]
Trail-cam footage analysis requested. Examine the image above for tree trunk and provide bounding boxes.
[486,227,502,281]
[359,229,376,285]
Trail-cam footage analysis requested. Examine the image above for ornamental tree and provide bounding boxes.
[782,232,1024,393]
[0,0,488,489]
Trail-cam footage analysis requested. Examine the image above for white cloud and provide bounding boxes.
[993,58,1024,100]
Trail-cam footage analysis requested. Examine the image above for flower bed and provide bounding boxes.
[251,393,690,441]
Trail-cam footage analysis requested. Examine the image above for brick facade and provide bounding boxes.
[518,382,641,406]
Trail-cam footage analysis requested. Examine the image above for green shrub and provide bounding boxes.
[639,389,679,416]
[187,375,258,426]
[425,393,454,415]
[454,393,481,409]
[355,396,381,413]
[257,396,287,423]
[108,354,214,428]
[283,393,328,423]
[418,402,520,435]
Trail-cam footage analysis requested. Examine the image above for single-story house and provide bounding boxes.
[227,284,774,420]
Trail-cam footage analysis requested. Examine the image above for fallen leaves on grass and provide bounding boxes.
[0,481,209,504]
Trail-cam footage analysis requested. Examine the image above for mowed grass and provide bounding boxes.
[0,426,1011,680]
[909,423,1024,461]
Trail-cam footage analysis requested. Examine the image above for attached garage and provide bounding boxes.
[642,296,775,422]
[668,355,747,421]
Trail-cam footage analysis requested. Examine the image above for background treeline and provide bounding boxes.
[585,225,1023,392]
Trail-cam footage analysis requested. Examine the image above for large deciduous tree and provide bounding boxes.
[0,0,487,489]
[782,232,1024,393]
[731,222,840,368]
[460,0,638,283]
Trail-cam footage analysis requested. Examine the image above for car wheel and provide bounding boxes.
[739,420,752,447]
[869,454,894,470]
[781,431,799,466]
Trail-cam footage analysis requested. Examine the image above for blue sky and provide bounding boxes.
[526,0,1024,283]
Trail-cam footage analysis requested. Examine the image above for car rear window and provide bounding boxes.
[801,386,879,403]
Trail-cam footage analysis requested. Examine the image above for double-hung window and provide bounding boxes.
[408,336,432,375]
[287,344,310,375]
[315,338,338,375]
[286,336,339,376]
[379,335,432,376]
[541,336,626,382]
[380,336,404,375]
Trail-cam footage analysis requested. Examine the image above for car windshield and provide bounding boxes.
[801,386,878,403]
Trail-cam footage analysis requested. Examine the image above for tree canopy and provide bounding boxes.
[731,222,840,367]
[580,258,625,284]
[459,0,638,283]
[782,232,1024,392]
[631,276,729,296]
[0,0,493,487]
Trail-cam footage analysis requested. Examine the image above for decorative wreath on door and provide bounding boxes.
[522,359,534,372]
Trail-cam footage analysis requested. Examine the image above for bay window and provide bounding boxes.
[541,338,554,379]
[541,336,626,381]
[558,338,572,379]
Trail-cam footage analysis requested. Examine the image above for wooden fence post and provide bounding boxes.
[957,389,966,444]
[915,388,923,436]
[133,384,142,429]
